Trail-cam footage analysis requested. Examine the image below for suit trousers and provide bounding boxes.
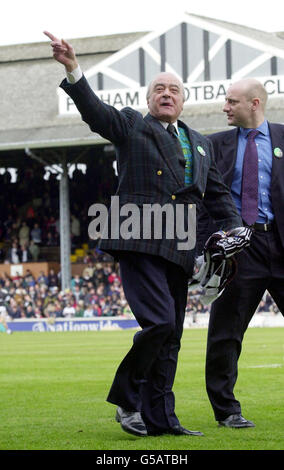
[205,226,284,421]
[106,251,189,434]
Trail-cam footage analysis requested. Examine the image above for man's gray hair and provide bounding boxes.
[146,73,186,102]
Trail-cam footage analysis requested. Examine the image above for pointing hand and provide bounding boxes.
[43,31,78,72]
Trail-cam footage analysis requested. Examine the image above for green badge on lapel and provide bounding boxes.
[274,147,283,158]
[197,145,206,156]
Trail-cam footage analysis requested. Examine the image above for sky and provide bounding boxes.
[1,0,283,47]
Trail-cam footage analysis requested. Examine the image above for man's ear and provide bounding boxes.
[251,97,260,111]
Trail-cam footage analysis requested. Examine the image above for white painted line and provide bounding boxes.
[245,364,282,369]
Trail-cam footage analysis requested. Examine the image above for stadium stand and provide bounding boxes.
[0,150,280,326]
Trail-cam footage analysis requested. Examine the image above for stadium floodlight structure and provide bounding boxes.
[25,148,71,291]
[59,153,71,291]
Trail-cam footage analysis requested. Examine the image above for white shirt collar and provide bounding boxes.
[160,121,179,135]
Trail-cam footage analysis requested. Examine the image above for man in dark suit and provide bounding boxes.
[45,31,242,437]
[199,78,284,428]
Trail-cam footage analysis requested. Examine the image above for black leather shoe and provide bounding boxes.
[115,406,147,437]
[168,424,204,436]
[218,414,255,428]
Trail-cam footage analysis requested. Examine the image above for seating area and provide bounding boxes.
[0,161,280,327]
[70,244,89,263]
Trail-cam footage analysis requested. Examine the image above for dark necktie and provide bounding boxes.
[167,124,185,166]
[167,123,178,137]
[241,129,259,225]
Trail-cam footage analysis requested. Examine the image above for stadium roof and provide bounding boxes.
[1,13,284,157]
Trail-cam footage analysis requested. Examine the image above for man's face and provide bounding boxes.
[223,84,254,128]
[147,73,184,123]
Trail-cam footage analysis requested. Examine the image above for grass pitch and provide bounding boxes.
[0,327,283,450]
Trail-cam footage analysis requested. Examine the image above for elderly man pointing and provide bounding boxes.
[44,31,243,437]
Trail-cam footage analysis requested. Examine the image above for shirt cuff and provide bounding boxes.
[66,65,83,84]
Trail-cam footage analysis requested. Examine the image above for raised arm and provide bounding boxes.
[43,31,78,72]
[43,30,136,143]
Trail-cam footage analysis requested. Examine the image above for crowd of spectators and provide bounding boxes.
[0,251,279,329]
[0,162,280,332]
[0,256,128,321]
[0,154,116,263]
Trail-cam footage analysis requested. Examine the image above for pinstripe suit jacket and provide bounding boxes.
[61,76,241,274]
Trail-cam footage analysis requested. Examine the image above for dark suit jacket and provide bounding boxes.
[61,76,241,274]
[197,122,284,253]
